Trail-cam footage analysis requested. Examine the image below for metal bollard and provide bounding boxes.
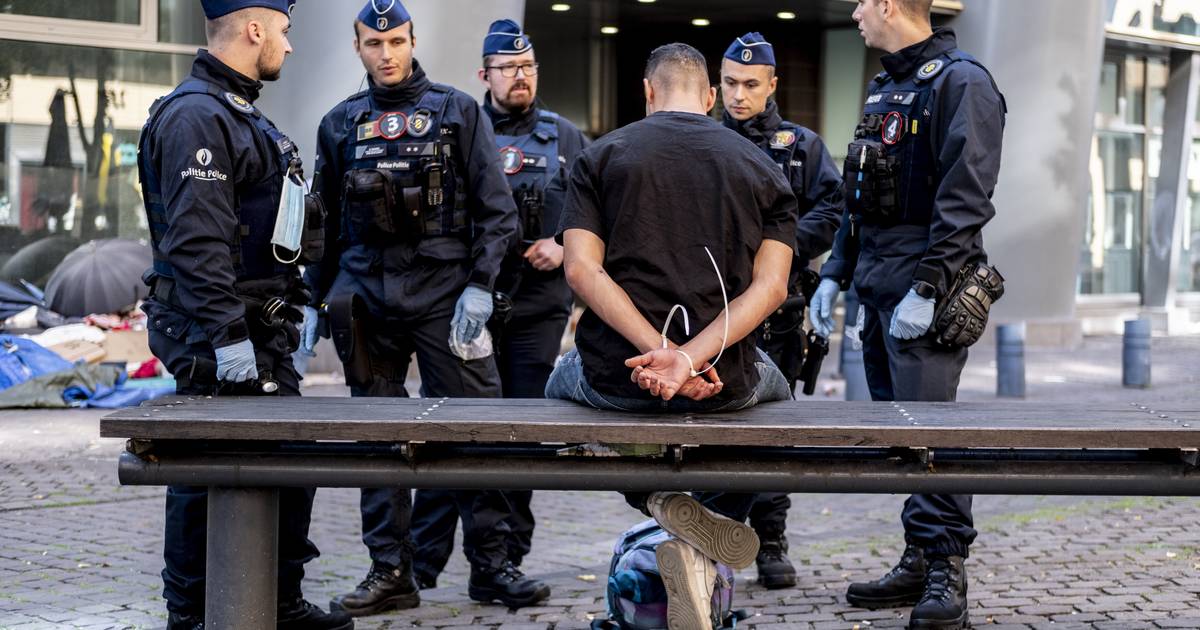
[996,323,1026,398]
[1122,318,1152,388]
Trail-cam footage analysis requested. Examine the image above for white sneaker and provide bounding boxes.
[656,539,717,630]
[646,492,760,570]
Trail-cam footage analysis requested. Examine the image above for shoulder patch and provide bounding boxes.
[916,59,945,81]
[223,92,255,114]
[770,130,797,149]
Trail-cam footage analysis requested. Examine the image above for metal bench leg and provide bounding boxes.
[205,487,279,629]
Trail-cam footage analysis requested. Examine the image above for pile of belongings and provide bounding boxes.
[0,334,174,409]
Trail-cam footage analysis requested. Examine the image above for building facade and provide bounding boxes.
[0,0,1197,339]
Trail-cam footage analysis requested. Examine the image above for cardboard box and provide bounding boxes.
[101,329,153,364]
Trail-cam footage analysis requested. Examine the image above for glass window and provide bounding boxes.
[0,39,192,286]
[0,0,140,24]
[1081,132,1145,295]
[1182,139,1200,292]
[158,0,207,46]
[1124,55,1146,125]
[1098,60,1120,121]
[1147,57,1168,130]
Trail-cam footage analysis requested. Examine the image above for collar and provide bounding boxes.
[368,60,432,109]
[880,28,957,80]
[722,100,782,144]
[191,49,263,102]
[483,93,538,135]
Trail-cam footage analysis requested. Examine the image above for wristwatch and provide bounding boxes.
[913,280,937,300]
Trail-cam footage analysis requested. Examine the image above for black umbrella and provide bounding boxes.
[44,239,151,317]
[0,235,81,287]
[0,280,44,320]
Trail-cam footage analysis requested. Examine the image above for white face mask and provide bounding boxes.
[272,172,307,263]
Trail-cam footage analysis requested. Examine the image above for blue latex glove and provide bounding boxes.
[214,339,259,383]
[300,306,319,357]
[889,289,936,340]
[451,285,493,345]
[809,279,840,339]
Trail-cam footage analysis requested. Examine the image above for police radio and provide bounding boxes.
[425,143,444,207]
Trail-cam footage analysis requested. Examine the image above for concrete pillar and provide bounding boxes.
[1142,50,1199,316]
[260,0,525,154]
[950,0,1108,345]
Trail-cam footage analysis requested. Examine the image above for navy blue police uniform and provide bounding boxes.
[821,27,1005,570]
[307,2,548,614]
[409,21,590,586]
[719,32,845,587]
[137,2,350,627]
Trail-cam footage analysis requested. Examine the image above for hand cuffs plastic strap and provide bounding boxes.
[659,246,729,377]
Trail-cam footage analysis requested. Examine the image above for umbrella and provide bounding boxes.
[44,239,151,317]
[0,280,45,321]
[0,235,81,287]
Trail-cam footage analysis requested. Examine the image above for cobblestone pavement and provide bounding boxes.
[0,335,1197,629]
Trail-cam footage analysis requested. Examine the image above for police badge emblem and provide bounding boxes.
[513,37,527,51]
[741,49,753,63]
[408,110,433,138]
[770,130,797,149]
[499,146,525,175]
[881,111,905,145]
[377,17,388,30]
[917,59,945,81]
[223,92,254,114]
[378,112,409,140]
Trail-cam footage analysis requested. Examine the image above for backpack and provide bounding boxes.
[594,519,744,630]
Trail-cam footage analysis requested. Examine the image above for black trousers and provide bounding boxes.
[861,305,977,558]
[151,325,318,615]
[349,291,514,572]
[410,308,568,579]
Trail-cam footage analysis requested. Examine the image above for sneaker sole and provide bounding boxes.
[908,610,969,629]
[329,591,420,617]
[467,583,552,609]
[656,540,712,630]
[845,590,923,610]
[650,494,759,570]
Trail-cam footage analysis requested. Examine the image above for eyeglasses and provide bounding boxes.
[485,63,539,78]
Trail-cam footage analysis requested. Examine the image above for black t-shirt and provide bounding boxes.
[557,111,798,401]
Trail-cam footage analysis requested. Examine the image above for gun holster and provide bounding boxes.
[327,292,373,388]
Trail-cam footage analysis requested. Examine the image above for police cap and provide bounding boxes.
[483,19,533,57]
[724,32,775,67]
[357,0,412,33]
[201,0,295,20]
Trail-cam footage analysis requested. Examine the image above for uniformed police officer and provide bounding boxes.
[408,19,590,590]
[719,32,845,591]
[811,1,1006,628]
[138,1,350,628]
[300,0,550,616]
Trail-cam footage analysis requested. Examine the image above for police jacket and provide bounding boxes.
[305,61,518,306]
[821,28,1006,310]
[483,96,589,317]
[723,101,843,270]
[137,50,302,349]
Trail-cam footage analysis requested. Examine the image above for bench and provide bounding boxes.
[101,397,1200,628]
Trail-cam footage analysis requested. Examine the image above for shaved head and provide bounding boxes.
[206,7,283,45]
[644,43,711,99]
[897,0,933,19]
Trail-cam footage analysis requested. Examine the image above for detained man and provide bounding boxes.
[544,43,798,628]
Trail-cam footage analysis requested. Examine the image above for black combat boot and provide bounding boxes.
[845,543,926,609]
[754,528,797,589]
[908,555,968,629]
[277,597,354,630]
[329,562,420,617]
[468,560,552,608]
[166,612,203,630]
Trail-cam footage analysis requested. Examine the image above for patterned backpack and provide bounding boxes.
[593,518,744,630]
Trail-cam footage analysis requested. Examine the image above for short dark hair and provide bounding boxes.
[353,19,414,41]
[644,42,710,94]
[895,0,933,19]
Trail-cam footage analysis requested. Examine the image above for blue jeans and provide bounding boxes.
[544,347,793,412]
[544,347,792,522]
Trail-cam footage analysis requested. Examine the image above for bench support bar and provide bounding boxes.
[206,487,278,629]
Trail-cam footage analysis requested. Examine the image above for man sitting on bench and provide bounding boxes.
[544,42,797,629]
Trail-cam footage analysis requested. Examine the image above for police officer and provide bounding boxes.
[408,19,590,590]
[811,1,1006,627]
[138,1,350,628]
[719,32,845,591]
[301,0,550,616]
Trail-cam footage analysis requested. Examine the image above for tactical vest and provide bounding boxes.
[495,111,561,244]
[339,84,468,247]
[138,79,301,281]
[843,49,997,228]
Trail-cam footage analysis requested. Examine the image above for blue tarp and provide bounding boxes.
[0,334,72,391]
